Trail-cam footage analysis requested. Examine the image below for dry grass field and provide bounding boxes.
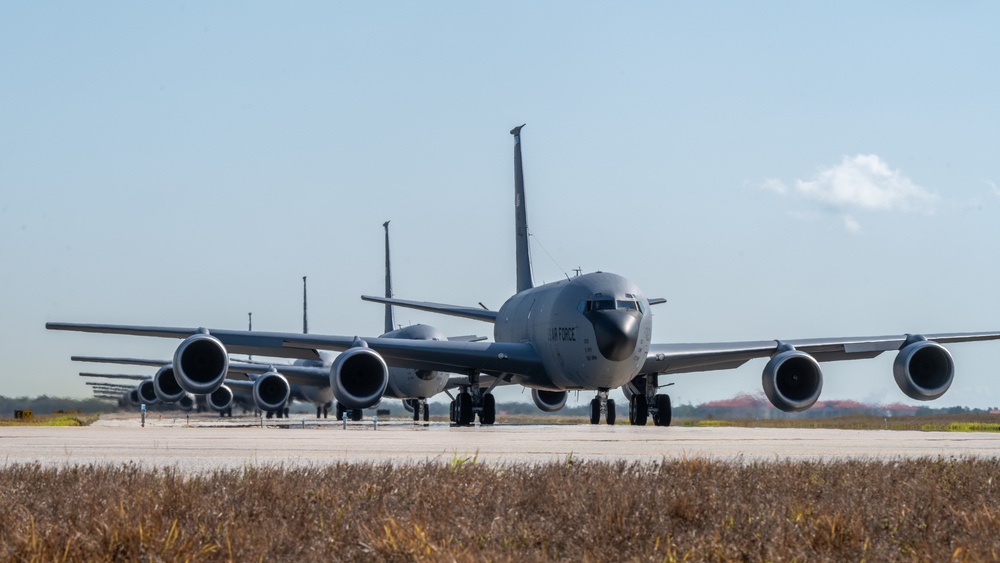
[1,458,998,561]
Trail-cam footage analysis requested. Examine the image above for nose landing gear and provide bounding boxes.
[589,389,616,425]
[408,398,431,423]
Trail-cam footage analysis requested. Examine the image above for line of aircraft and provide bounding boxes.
[50,125,1000,426]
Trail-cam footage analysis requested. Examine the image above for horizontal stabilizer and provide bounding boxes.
[361,296,498,323]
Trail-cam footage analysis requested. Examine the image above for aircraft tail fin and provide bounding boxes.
[383,220,395,333]
[511,124,534,294]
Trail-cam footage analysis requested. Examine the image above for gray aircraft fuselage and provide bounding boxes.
[379,324,451,399]
[496,271,652,391]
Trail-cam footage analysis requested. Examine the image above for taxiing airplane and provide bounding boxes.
[48,125,1000,426]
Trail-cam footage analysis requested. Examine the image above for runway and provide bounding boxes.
[0,413,997,471]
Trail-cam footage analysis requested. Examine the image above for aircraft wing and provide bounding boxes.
[49,323,545,380]
[643,331,1000,375]
[72,355,167,367]
[360,296,498,323]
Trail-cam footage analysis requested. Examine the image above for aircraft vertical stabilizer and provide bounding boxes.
[383,220,395,333]
[511,124,534,293]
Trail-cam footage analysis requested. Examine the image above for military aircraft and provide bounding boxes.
[47,125,1000,426]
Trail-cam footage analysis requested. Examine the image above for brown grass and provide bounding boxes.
[682,413,1000,432]
[1,458,999,561]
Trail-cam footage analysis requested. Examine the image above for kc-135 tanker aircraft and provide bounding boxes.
[48,125,1000,426]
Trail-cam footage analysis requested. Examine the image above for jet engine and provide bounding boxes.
[128,389,141,407]
[253,371,291,412]
[531,389,568,412]
[330,344,389,410]
[208,385,234,413]
[137,380,161,405]
[173,332,229,395]
[893,337,954,401]
[177,394,195,411]
[153,366,185,403]
[762,349,823,413]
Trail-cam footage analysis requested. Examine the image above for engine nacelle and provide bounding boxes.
[208,385,234,413]
[253,371,291,412]
[893,338,954,401]
[173,332,229,395]
[762,350,823,413]
[128,389,141,407]
[177,394,195,411]
[137,379,161,405]
[532,389,568,412]
[153,366,185,403]
[330,345,389,410]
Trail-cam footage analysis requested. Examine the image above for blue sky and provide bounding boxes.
[2,2,999,408]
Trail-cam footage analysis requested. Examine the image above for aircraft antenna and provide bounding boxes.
[573,267,582,277]
[383,221,395,334]
[302,276,308,334]
[529,232,570,281]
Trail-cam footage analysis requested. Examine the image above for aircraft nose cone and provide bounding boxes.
[590,312,640,362]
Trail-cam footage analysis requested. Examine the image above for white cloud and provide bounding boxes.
[759,178,788,194]
[761,154,937,233]
[842,214,862,234]
[795,154,937,213]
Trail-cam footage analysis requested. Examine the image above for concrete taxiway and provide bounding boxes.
[0,413,996,471]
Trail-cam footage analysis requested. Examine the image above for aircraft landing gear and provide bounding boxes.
[589,389,615,425]
[410,399,430,423]
[334,402,363,422]
[625,375,672,427]
[451,372,498,427]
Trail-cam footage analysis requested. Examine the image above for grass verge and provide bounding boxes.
[1,458,999,561]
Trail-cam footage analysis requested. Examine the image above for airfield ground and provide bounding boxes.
[0,412,996,470]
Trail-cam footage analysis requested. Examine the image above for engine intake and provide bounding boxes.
[177,394,195,411]
[208,385,234,413]
[330,344,388,410]
[762,349,823,413]
[253,371,291,412]
[153,366,185,403]
[137,379,160,405]
[893,338,954,401]
[532,389,568,412]
[173,332,229,395]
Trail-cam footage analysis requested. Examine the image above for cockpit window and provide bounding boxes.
[616,300,637,311]
[578,298,643,313]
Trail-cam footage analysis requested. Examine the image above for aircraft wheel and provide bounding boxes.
[350,409,363,422]
[336,402,347,421]
[449,400,456,423]
[456,392,474,426]
[412,403,421,422]
[423,404,430,422]
[266,410,274,419]
[606,399,616,425]
[480,394,496,425]
[629,395,648,426]
[284,408,290,418]
[653,394,672,427]
[317,407,322,419]
[589,398,601,425]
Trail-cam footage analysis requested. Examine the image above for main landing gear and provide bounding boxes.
[589,389,616,425]
[316,402,331,419]
[624,375,671,427]
[335,402,363,422]
[449,371,497,426]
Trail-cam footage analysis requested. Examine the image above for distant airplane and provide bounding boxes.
[47,125,1000,426]
[68,224,484,423]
